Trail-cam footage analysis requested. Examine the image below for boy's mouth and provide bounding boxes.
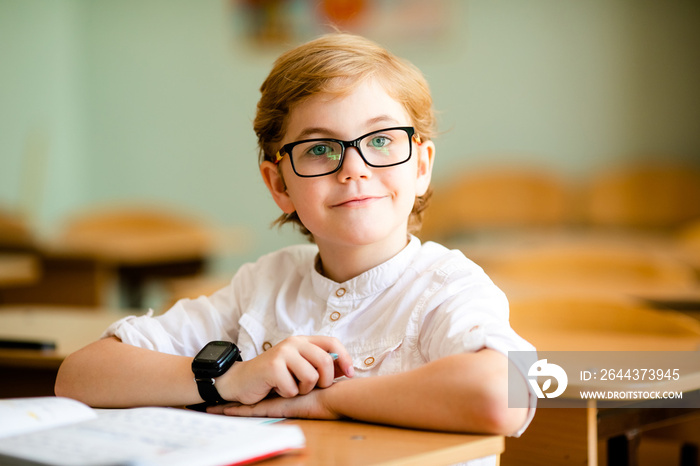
[333,196,383,208]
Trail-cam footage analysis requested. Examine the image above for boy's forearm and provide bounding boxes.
[55,337,202,408]
[323,350,528,435]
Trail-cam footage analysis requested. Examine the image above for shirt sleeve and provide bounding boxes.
[101,265,254,356]
[418,257,537,437]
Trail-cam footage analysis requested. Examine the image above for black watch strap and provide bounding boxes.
[195,377,227,404]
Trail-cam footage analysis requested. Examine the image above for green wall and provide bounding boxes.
[2,0,699,275]
[1,0,87,231]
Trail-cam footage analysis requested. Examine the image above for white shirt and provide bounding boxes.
[104,236,537,444]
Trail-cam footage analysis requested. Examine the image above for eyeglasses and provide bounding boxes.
[274,126,420,178]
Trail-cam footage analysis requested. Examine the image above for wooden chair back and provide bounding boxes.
[509,294,700,351]
[677,218,700,272]
[582,164,700,230]
[421,167,573,241]
[487,242,697,292]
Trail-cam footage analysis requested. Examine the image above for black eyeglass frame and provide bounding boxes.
[274,126,419,178]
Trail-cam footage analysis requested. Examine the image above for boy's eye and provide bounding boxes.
[301,143,342,161]
[368,136,390,148]
[308,144,332,156]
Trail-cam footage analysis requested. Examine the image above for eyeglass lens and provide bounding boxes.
[290,128,412,177]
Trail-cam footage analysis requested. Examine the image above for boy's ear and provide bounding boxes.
[415,140,435,196]
[260,161,296,214]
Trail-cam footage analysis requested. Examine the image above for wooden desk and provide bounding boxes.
[502,327,700,466]
[0,238,209,309]
[0,222,249,308]
[263,420,503,466]
[0,307,125,397]
[0,307,504,465]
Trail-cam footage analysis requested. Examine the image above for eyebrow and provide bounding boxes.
[292,115,403,141]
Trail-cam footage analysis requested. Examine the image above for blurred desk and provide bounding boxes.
[0,253,39,287]
[0,224,249,308]
[0,306,125,397]
[263,420,504,466]
[48,224,214,308]
[506,395,700,466]
[503,322,700,466]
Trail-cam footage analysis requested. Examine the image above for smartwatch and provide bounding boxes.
[192,341,242,404]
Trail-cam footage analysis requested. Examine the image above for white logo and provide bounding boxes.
[528,359,568,399]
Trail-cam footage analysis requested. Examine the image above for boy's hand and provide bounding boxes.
[207,385,340,420]
[216,335,353,405]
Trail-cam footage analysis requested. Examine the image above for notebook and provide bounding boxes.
[0,397,305,466]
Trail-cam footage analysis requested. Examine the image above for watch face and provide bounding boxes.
[197,342,231,363]
[193,341,240,378]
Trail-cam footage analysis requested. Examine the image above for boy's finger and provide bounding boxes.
[286,356,320,395]
[296,345,336,388]
[272,370,301,398]
[331,350,354,378]
[306,336,354,378]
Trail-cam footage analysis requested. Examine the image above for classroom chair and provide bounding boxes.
[481,238,698,301]
[508,293,700,351]
[420,166,575,242]
[677,218,700,276]
[581,163,700,231]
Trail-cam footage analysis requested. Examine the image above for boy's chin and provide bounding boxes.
[315,227,408,248]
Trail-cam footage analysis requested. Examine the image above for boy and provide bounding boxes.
[56,33,535,446]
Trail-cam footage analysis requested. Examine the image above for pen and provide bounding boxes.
[329,352,338,360]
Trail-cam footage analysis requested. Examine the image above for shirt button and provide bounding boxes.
[364,356,375,367]
[335,288,346,297]
[330,311,341,321]
[262,341,272,351]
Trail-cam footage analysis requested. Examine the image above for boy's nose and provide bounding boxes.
[337,147,372,181]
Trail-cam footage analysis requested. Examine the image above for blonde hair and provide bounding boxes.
[255,33,436,240]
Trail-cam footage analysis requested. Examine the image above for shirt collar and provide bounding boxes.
[310,235,422,300]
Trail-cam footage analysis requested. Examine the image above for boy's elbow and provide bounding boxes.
[54,354,76,398]
[55,336,123,403]
[465,352,530,436]
[481,403,528,436]
[54,352,88,402]
[449,381,527,435]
